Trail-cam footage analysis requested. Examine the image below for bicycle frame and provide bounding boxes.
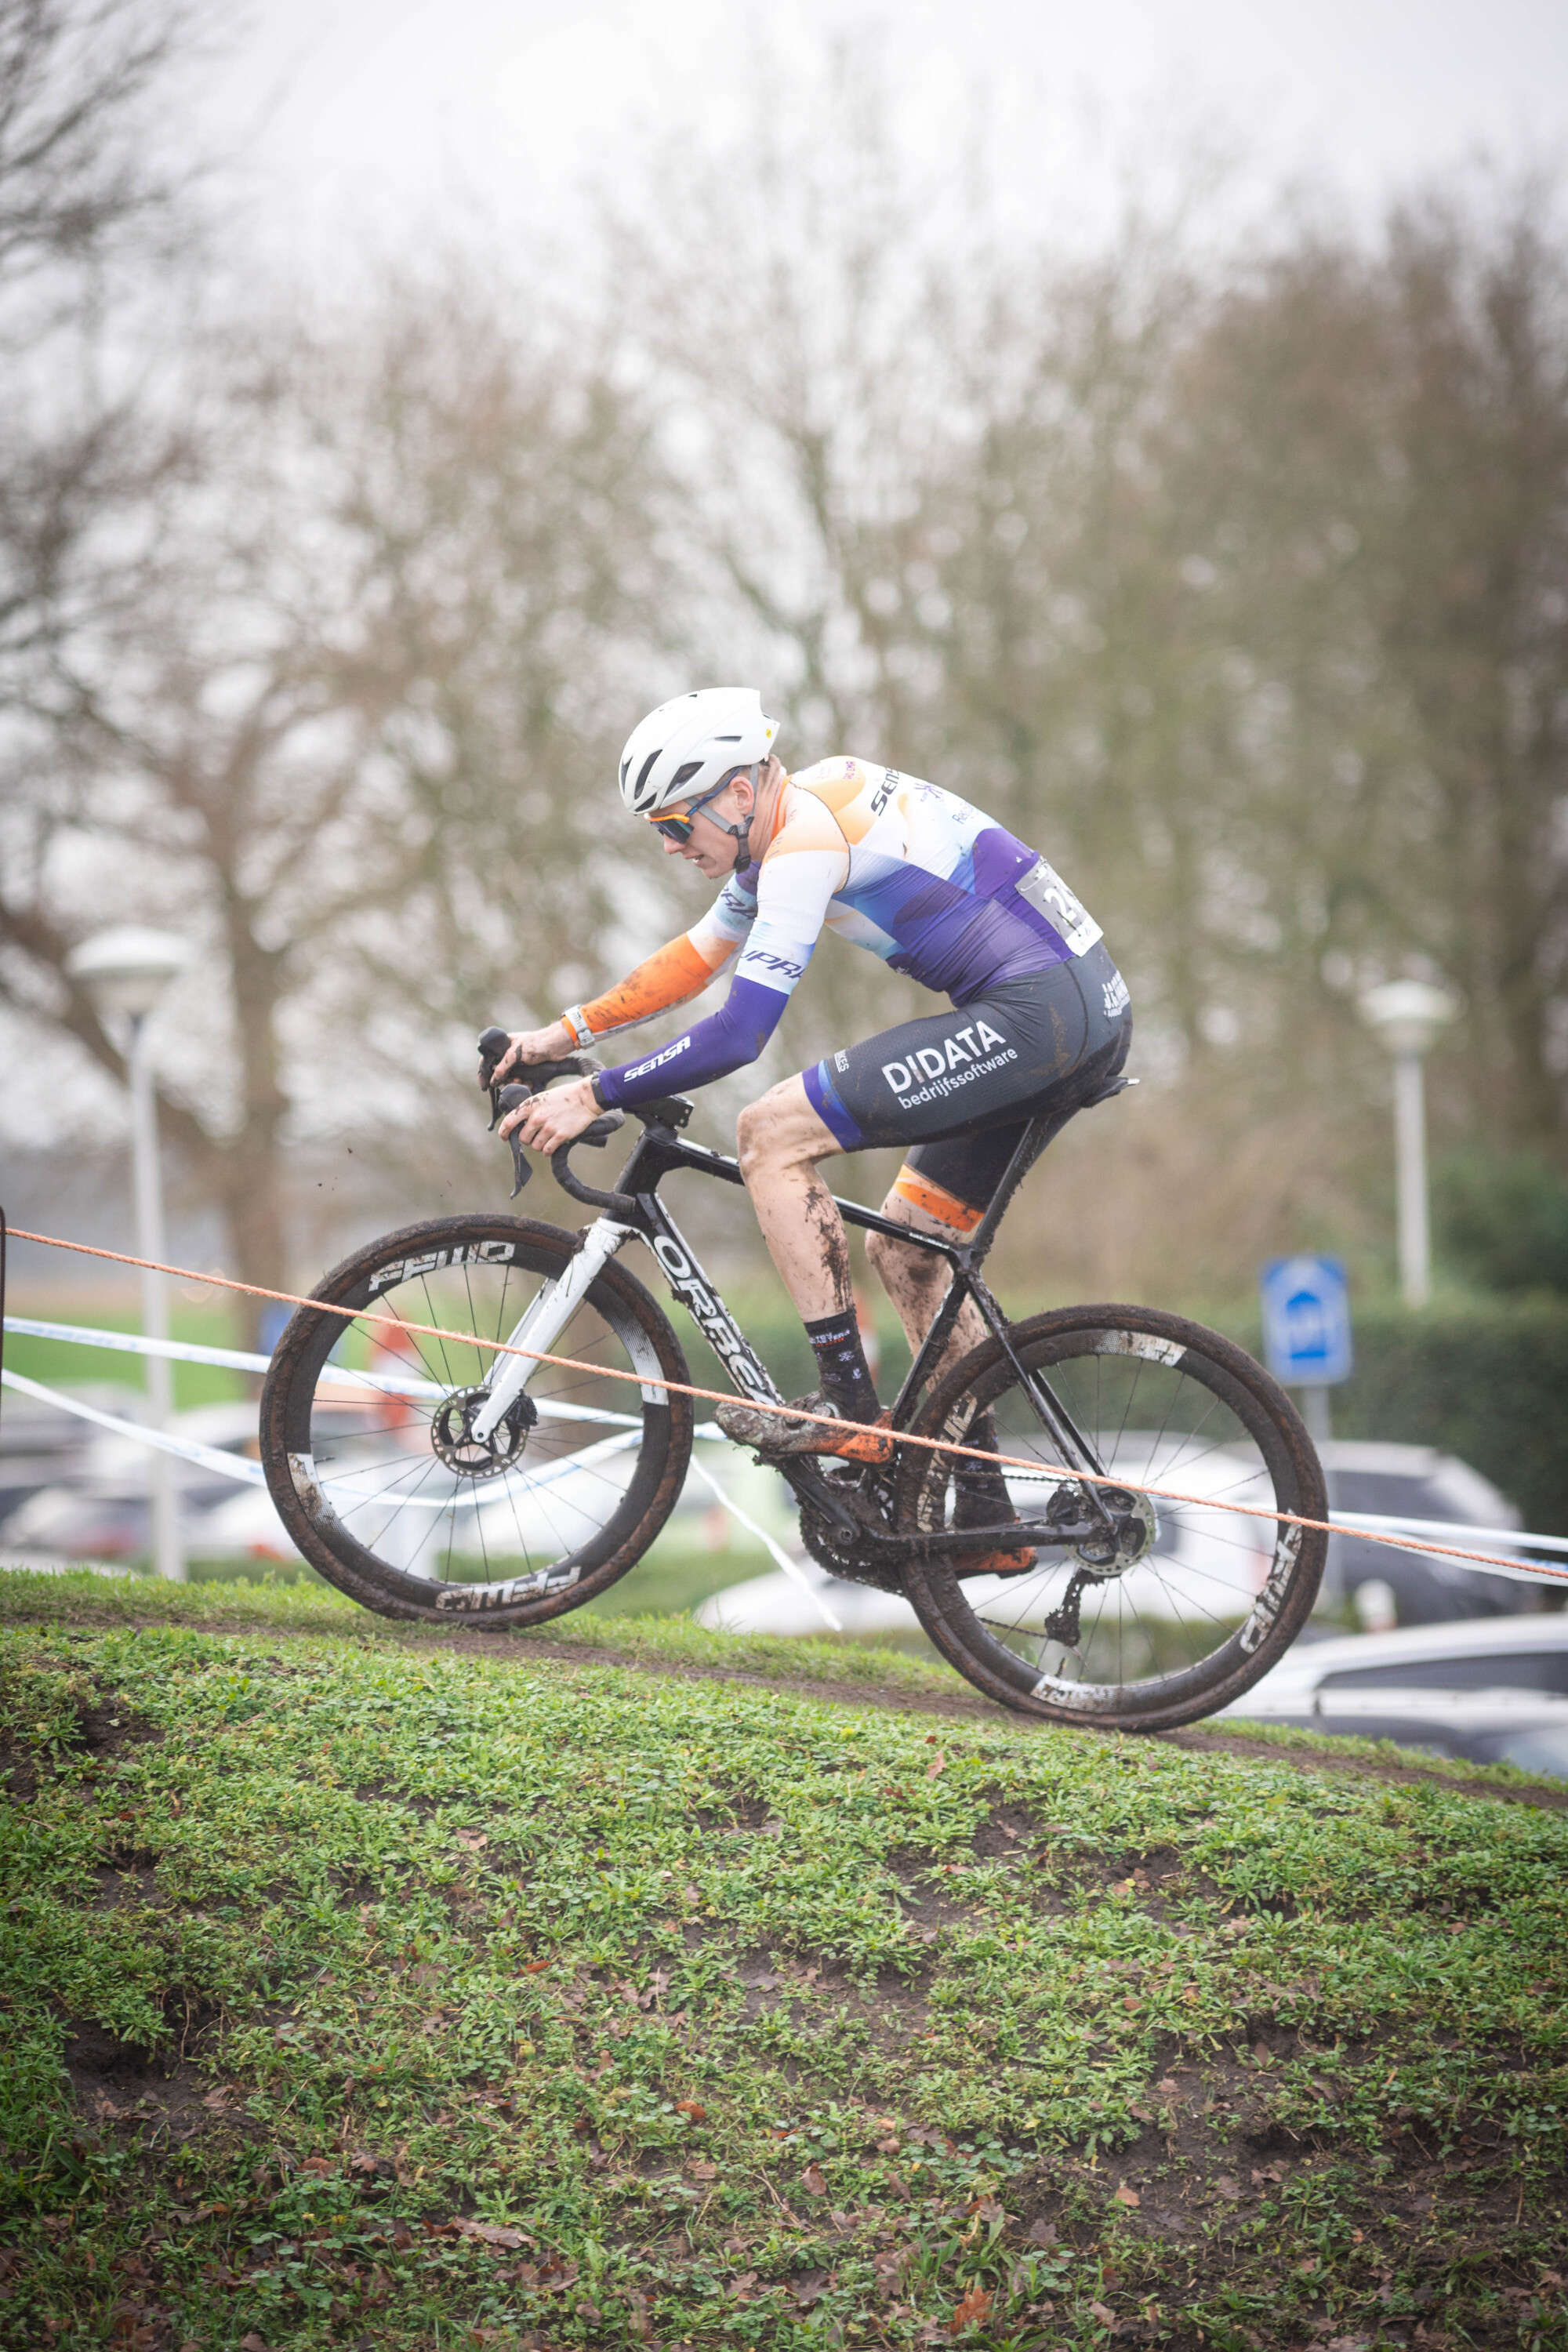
[471,1090,1131,1563]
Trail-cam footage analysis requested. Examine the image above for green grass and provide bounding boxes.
[2,1581,1566,2350]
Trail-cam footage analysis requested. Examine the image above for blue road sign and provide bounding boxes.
[1259,1254,1353,1388]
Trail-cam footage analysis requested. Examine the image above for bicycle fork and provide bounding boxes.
[466,1216,641,1443]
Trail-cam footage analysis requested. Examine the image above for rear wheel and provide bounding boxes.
[260,1214,692,1624]
[895,1305,1327,1728]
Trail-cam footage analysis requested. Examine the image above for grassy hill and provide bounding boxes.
[1,1573,1566,2350]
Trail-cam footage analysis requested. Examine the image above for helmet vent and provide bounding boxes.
[670,760,705,788]
[634,749,662,798]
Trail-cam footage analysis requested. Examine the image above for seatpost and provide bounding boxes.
[953,1110,1068,1269]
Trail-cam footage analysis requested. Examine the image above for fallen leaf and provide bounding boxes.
[1214,2175,1243,2199]
[877,2136,901,2154]
[1027,2217,1057,2245]
[949,2282,993,2329]
[1113,2184,1141,2207]
[790,2272,829,2308]
[1155,2077,1181,2097]
[927,1752,947,1777]
[675,2100,707,2122]
[409,1962,442,1987]
[239,2337,272,2352]
[801,2161,828,2195]
[523,1958,551,1974]
[450,2219,528,2250]
[300,2158,336,2176]
[686,2160,718,2181]
[1089,2302,1117,2327]
[974,2195,1004,2226]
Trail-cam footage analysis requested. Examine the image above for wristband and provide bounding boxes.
[589,1073,610,1111]
[561,1005,592,1048]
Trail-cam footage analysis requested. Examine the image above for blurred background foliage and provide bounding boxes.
[1,2,1566,1330]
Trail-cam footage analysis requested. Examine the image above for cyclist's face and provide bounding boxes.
[657,772,753,875]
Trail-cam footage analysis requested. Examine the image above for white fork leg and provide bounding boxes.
[468,1218,635,1444]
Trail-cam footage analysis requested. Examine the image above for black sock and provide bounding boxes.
[803,1308,880,1424]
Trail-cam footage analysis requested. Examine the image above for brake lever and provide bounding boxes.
[493,1083,534,1197]
[490,1078,623,1200]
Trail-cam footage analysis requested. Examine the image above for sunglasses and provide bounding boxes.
[644,779,735,845]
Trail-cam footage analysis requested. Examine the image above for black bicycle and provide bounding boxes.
[259,1038,1327,1730]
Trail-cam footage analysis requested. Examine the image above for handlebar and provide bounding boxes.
[477,1025,630,1206]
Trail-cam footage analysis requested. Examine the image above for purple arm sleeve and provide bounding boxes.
[596,975,788,1108]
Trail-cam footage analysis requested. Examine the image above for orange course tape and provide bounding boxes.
[6,1224,1563,1587]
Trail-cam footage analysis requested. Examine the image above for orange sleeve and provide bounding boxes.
[575,933,727,1038]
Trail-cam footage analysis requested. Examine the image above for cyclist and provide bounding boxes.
[493,688,1131,1519]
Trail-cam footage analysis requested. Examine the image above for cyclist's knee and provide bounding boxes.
[737,1078,830,1181]
[735,1085,794,1180]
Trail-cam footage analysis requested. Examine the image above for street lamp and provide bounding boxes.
[1359,978,1457,1310]
[66,926,190,1581]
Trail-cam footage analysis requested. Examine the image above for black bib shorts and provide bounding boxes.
[804,939,1132,1220]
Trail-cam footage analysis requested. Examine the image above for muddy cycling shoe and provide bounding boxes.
[715,1389,895,1466]
[953,1443,1036,1577]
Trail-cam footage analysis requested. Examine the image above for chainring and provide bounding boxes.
[797,1474,909,1593]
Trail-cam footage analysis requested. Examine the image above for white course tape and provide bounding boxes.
[0,1360,781,1579]
[685,1450,843,1633]
[1333,1508,1568,1558]
[2,1316,721,1440]
[1,1367,267,1486]
[5,1319,1564,1588]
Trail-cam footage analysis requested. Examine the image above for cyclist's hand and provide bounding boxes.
[499,1075,601,1153]
[485,1021,575,1086]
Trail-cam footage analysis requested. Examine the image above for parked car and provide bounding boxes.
[1217,1613,1568,1774]
[1316,1441,1534,1625]
[1,1403,278,1562]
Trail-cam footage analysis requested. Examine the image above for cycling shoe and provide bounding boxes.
[715,1389,895,1466]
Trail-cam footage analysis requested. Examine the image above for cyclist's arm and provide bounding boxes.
[594,804,848,1109]
[561,933,736,1048]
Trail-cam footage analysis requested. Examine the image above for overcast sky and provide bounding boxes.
[205,0,1568,266]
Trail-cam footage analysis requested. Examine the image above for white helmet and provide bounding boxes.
[618,687,782,818]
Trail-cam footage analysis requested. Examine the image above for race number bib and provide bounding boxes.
[1017,857,1102,956]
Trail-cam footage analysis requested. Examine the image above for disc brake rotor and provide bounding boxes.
[429,1387,538,1478]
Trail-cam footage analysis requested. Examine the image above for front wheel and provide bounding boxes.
[895,1305,1327,1729]
[260,1214,692,1624]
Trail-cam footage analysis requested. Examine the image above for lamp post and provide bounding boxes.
[66,926,189,1580]
[1359,978,1457,1310]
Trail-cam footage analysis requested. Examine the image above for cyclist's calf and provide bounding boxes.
[866,1194,989,1386]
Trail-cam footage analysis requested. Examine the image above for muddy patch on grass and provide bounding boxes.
[64,2018,256,2151]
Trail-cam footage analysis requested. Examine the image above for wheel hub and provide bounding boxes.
[1070,1484,1157,1573]
[430,1387,537,1478]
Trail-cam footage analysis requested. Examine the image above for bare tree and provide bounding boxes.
[0,271,673,1322]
